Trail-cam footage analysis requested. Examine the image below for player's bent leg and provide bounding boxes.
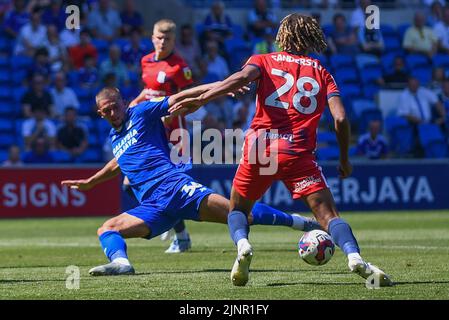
[89,214,150,276]
[302,189,393,287]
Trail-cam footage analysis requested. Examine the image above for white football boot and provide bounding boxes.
[160,229,174,241]
[230,240,253,286]
[348,258,394,287]
[88,261,135,276]
[291,214,323,231]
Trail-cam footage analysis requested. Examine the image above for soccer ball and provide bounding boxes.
[298,230,335,266]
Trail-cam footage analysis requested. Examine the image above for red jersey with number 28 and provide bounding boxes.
[244,52,340,154]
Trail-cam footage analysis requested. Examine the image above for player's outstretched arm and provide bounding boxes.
[61,158,121,190]
[328,95,352,179]
[168,65,260,114]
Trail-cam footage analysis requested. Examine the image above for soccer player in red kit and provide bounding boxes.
[170,14,393,287]
[141,19,194,253]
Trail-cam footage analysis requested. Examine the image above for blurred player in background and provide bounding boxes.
[170,13,393,287]
[61,86,321,276]
[140,19,194,253]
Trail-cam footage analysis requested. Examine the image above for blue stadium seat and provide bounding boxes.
[0,38,11,55]
[11,69,27,85]
[224,38,249,55]
[397,23,410,40]
[91,39,109,53]
[52,150,72,163]
[355,53,379,70]
[317,131,338,147]
[308,53,328,68]
[67,71,79,87]
[97,118,111,140]
[0,86,11,99]
[72,86,92,100]
[141,38,154,52]
[231,24,245,39]
[10,55,33,70]
[195,23,206,36]
[433,54,449,69]
[330,54,354,69]
[0,101,15,117]
[335,67,358,84]
[201,72,220,84]
[0,133,16,147]
[229,46,252,72]
[0,56,8,67]
[383,36,401,52]
[363,84,380,99]
[316,146,340,161]
[360,66,382,84]
[322,24,334,37]
[88,133,100,148]
[114,38,130,51]
[385,116,414,155]
[411,68,432,86]
[418,124,448,158]
[351,99,377,118]
[0,150,7,162]
[12,87,27,103]
[0,70,11,84]
[380,24,396,37]
[0,118,14,132]
[77,148,102,163]
[339,84,362,99]
[405,54,429,70]
[359,108,383,133]
[381,52,405,73]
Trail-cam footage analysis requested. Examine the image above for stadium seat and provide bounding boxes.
[201,72,220,84]
[195,23,206,36]
[10,55,33,70]
[363,84,380,99]
[383,36,401,52]
[385,116,414,155]
[351,99,377,118]
[380,24,396,37]
[308,53,328,67]
[91,39,109,53]
[0,37,11,55]
[317,131,338,147]
[77,148,102,163]
[11,69,27,85]
[381,52,405,73]
[330,54,354,69]
[316,146,340,161]
[231,24,245,39]
[405,54,429,70]
[397,23,410,39]
[0,86,11,99]
[72,86,92,100]
[338,84,362,99]
[411,68,432,86]
[355,53,379,70]
[0,133,15,147]
[0,56,8,67]
[418,124,448,158]
[335,67,358,84]
[114,38,130,51]
[322,24,334,37]
[141,38,154,52]
[0,70,11,84]
[52,150,73,163]
[0,118,14,132]
[359,108,383,133]
[433,54,449,69]
[360,66,382,84]
[0,150,7,162]
[88,133,100,148]
[0,101,15,116]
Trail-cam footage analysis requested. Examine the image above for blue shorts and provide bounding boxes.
[126,173,213,239]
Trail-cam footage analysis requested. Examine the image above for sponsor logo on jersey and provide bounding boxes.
[113,129,138,159]
[294,175,322,192]
[183,67,192,80]
[264,132,294,142]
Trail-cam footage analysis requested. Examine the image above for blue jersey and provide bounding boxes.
[109,97,190,202]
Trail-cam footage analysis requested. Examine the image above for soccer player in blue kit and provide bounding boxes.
[61,85,321,276]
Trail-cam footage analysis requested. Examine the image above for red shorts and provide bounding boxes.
[233,152,329,200]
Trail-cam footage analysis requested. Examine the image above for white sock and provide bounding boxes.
[176,229,189,240]
[348,253,363,262]
[237,238,251,254]
[112,257,131,266]
[291,215,305,230]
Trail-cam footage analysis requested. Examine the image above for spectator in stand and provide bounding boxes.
[45,24,67,72]
[329,13,359,55]
[358,21,384,56]
[350,0,372,31]
[356,120,389,159]
[3,0,30,39]
[41,0,65,31]
[68,29,98,70]
[27,47,52,84]
[22,107,56,151]
[427,0,444,27]
[87,0,121,42]
[99,44,129,87]
[56,106,88,159]
[433,6,449,54]
[23,137,54,164]
[176,24,202,81]
[21,73,53,118]
[0,0,13,20]
[232,93,256,131]
[247,0,277,39]
[78,54,99,89]
[102,72,118,88]
[378,56,409,89]
[14,7,48,57]
[430,67,445,94]
[120,0,143,37]
[26,0,51,11]
[403,12,438,58]
[439,78,449,136]
[59,25,80,48]
[253,30,280,54]
[2,145,24,168]
[398,77,446,154]
[122,29,148,73]
[204,96,234,128]
[204,1,233,42]
[50,71,80,118]
[203,40,229,81]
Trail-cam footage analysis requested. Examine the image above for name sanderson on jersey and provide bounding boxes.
[113,129,138,159]
[270,54,323,71]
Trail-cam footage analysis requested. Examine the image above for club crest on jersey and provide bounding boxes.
[183,67,192,80]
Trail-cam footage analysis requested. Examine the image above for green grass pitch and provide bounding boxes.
[0,211,449,300]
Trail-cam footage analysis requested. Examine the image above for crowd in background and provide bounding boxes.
[0,0,448,167]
